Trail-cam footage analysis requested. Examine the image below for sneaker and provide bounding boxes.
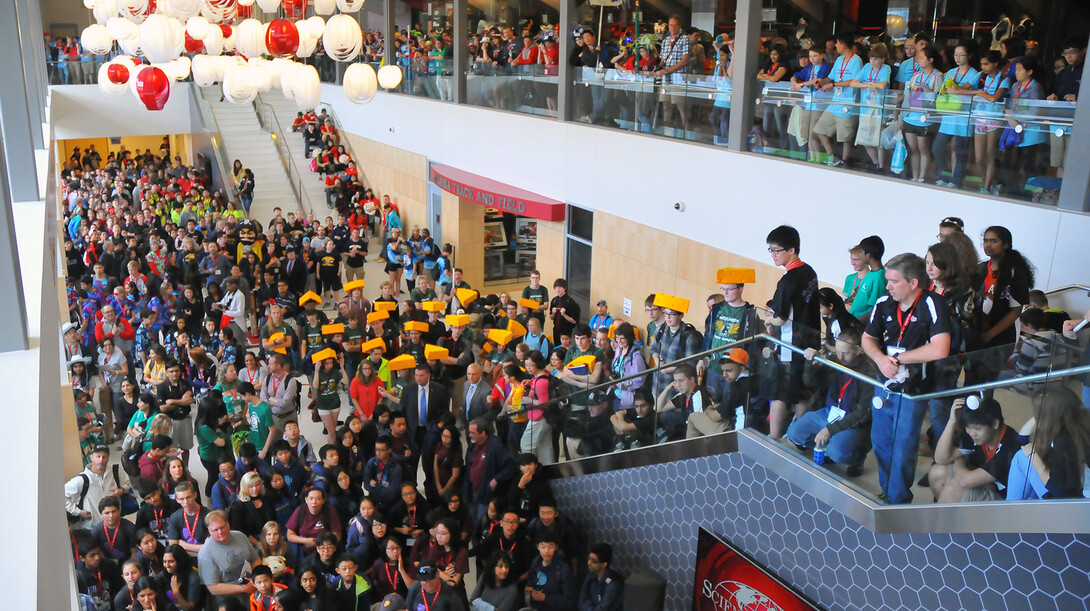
[876,493,891,505]
[980,186,990,194]
[989,184,1003,196]
[935,180,951,188]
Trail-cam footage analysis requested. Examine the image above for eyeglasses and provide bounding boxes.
[500,518,519,524]
[767,246,786,254]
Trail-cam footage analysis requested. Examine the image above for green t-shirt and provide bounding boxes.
[214,381,246,416]
[301,323,324,354]
[247,400,274,448]
[128,409,152,431]
[410,288,438,303]
[709,303,748,348]
[563,345,605,405]
[343,324,365,356]
[316,367,342,409]
[845,268,888,318]
[196,423,232,462]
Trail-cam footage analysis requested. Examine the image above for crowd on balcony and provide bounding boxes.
[59,128,636,609]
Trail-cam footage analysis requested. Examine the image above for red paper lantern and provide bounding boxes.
[237,4,252,19]
[184,32,204,54]
[106,63,130,85]
[219,24,233,38]
[282,0,304,19]
[129,57,144,67]
[135,66,171,111]
[264,18,299,57]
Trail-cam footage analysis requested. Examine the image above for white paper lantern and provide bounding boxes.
[164,0,200,19]
[377,64,402,89]
[343,62,377,103]
[81,24,114,55]
[166,56,192,80]
[84,0,98,8]
[202,24,224,55]
[246,58,274,91]
[106,16,137,40]
[93,0,118,24]
[222,62,258,103]
[291,63,321,109]
[238,0,255,5]
[120,0,150,23]
[185,16,209,40]
[236,19,267,58]
[256,0,280,11]
[222,26,237,52]
[97,62,129,94]
[118,35,142,56]
[191,53,217,85]
[323,15,362,62]
[336,0,366,11]
[140,14,184,63]
[314,0,335,14]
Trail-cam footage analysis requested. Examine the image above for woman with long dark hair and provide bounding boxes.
[156,544,203,610]
[469,551,519,611]
[974,226,1034,384]
[816,288,864,350]
[194,396,233,498]
[369,535,414,599]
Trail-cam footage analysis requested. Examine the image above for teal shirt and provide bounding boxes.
[844,268,887,318]
[247,400,274,448]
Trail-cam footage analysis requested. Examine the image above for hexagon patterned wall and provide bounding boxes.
[550,452,1090,610]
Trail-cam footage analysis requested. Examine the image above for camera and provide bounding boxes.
[673,201,685,212]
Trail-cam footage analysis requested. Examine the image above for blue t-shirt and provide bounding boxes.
[903,69,942,127]
[855,63,891,115]
[895,57,919,84]
[973,72,1010,118]
[828,54,863,117]
[937,66,981,136]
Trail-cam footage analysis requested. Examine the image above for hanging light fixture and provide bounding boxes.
[343,62,377,103]
[324,14,363,62]
[377,64,402,89]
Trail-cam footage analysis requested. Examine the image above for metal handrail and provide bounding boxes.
[1043,284,1090,297]
[189,85,241,205]
[509,330,1090,416]
[252,99,313,213]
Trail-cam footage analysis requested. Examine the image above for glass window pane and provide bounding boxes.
[466,1,559,117]
[567,205,593,241]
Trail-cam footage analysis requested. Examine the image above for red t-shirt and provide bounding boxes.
[285,505,342,545]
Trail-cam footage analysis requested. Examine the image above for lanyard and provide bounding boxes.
[385,562,400,590]
[785,259,806,272]
[499,538,517,555]
[1013,80,1031,101]
[895,292,923,346]
[270,373,283,396]
[182,509,201,539]
[407,505,417,528]
[835,378,853,406]
[103,523,120,551]
[837,54,855,81]
[953,66,970,85]
[984,73,1001,94]
[421,584,442,611]
[245,368,259,385]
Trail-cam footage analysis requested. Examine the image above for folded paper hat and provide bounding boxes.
[367,310,389,324]
[445,314,470,327]
[374,300,398,312]
[506,320,527,338]
[424,344,449,360]
[421,301,446,313]
[518,298,541,310]
[322,323,345,335]
[567,354,598,370]
[344,279,366,292]
[267,332,288,354]
[360,337,385,353]
[487,328,513,346]
[299,291,322,306]
[456,288,479,305]
[388,354,416,371]
[311,347,336,363]
[404,321,429,333]
[716,267,756,285]
[653,292,690,314]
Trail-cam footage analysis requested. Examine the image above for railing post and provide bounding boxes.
[1057,37,1090,213]
[452,0,467,104]
[726,0,761,151]
[383,0,395,68]
[557,0,576,121]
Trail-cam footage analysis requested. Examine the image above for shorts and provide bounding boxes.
[811,111,857,142]
[974,118,1003,134]
[1050,133,1069,168]
[772,359,805,404]
[902,122,935,137]
[171,417,194,450]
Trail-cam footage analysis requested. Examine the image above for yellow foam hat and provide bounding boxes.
[716,267,756,285]
[456,288,479,305]
[488,328,513,346]
[367,310,389,324]
[424,344,449,360]
[360,337,385,353]
[653,293,690,315]
[388,354,416,371]
[567,354,597,370]
[344,279,366,292]
[421,301,446,313]
[506,320,527,338]
[322,323,345,335]
[299,291,321,306]
[311,347,336,363]
[518,298,542,310]
[374,301,398,312]
[445,314,470,327]
[404,321,429,333]
[267,332,288,354]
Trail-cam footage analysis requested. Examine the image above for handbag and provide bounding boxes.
[999,125,1023,150]
[309,398,321,422]
[935,90,964,112]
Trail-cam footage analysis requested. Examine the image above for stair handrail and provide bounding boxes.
[252,97,314,214]
[189,85,241,205]
[1043,284,1090,297]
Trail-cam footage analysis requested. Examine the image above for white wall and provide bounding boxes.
[51,83,196,140]
[322,85,1090,308]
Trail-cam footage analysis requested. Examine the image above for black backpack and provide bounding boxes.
[121,435,147,481]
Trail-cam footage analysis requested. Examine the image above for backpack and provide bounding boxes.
[533,374,569,435]
[266,372,301,414]
[121,435,148,481]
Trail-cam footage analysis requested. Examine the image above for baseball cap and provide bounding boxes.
[718,348,750,368]
[597,299,608,306]
[417,561,438,580]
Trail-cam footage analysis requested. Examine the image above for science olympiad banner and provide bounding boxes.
[692,528,820,611]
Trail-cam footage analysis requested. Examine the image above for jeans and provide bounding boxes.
[928,397,952,442]
[870,389,927,504]
[786,407,871,466]
[240,194,252,213]
[1005,449,1047,500]
[932,132,969,186]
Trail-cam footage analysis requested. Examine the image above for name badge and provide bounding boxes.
[827,405,846,424]
[886,346,906,357]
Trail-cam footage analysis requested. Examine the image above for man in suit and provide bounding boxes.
[401,363,451,490]
[461,364,493,429]
[280,246,307,294]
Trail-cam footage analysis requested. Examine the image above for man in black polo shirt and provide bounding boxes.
[863,253,951,505]
[549,279,580,347]
[158,360,195,464]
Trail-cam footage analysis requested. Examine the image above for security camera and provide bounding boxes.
[674,201,685,212]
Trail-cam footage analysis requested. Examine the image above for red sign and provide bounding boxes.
[429,164,566,222]
[693,528,819,611]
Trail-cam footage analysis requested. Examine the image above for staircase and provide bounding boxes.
[198,86,299,223]
[256,89,330,217]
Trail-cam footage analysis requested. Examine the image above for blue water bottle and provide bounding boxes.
[813,442,826,466]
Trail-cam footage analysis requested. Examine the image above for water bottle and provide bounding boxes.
[813,442,827,466]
